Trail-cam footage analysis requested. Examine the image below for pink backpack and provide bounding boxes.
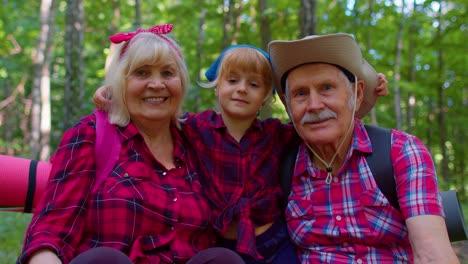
[0,109,120,213]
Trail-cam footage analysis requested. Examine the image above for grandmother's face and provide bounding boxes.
[125,57,183,126]
[285,63,363,147]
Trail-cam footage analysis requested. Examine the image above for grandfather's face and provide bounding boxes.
[285,63,363,147]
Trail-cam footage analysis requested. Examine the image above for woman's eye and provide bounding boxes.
[135,69,148,77]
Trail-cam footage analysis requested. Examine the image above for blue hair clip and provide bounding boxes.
[205,44,271,82]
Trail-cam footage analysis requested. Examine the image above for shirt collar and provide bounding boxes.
[295,118,372,177]
[208,111,263,132]
[119,121,187,162]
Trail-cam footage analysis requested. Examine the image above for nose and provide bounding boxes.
[305,91,324,112]
[236,80,248,93]
[148,74,165,89]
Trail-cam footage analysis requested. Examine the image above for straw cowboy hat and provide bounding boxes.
[268,33,379,117]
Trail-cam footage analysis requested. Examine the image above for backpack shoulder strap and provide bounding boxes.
[364,125,399,211]
[280,144,299,207]
[93,109,121,193]
[279,125,398,211]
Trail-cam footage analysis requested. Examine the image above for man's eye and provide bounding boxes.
[295,90,306,97]
[323,84,333,91]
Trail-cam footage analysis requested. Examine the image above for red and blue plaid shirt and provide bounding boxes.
[286,119,444,263]
[18,113,215,264]
[182,110,299,259]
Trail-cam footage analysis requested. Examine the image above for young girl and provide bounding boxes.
[94,44,388,263]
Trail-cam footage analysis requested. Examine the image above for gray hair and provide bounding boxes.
[105,32,189,128]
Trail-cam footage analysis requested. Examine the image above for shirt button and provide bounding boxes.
[173,197,178,202]
[171,226,175,230]
[336,215,342,221]
[333,177,339,183]
[343,242,349,247]
[356,259,363,264]
[124,173,129,177]
[162,171,167,176]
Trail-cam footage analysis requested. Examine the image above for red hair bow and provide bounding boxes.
[109,24,174,44]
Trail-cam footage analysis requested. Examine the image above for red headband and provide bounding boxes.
[109,24,182,58]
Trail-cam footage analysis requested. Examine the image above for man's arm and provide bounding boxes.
[406,214,460,264]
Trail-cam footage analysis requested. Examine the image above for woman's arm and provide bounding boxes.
[27,249,62,264]
[18,115,98,263]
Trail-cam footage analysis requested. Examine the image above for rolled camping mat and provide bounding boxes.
[0,154,51,213]
[441,189,468,242]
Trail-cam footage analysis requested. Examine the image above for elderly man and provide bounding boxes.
[268,34,459,264]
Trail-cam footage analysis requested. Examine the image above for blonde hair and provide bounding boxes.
[201,47,274,103]
[105,32,189,128]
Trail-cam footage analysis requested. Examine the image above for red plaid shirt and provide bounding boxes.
[182,110,299,259]
[18,113,215,264]
[286,119,444,263]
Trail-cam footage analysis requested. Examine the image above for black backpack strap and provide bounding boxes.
[279,144,299,208]
[364,125,399,211]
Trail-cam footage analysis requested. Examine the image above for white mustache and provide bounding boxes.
[300,109,337,124]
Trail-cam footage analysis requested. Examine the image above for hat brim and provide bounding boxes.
[268,33,378,117]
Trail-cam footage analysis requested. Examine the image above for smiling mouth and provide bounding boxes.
[232,98,248,104]
[144,97,167,102]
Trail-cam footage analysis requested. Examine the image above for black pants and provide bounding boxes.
[217,218,299,264]
[69,246,245,264]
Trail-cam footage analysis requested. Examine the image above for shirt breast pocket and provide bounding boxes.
[99,161,155,199]
[359,188,407,243]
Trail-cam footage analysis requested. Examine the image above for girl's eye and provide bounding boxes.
[228,78,237,84]
[250,82,259,87]
[162,70,173,77]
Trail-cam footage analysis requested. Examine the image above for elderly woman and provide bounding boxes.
[17,24,243,264]
[268,33,459,264]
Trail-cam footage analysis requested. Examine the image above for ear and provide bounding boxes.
[354,80,365,112]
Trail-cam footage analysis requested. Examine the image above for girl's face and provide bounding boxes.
[216,69,269,121]
[125,57,183,126]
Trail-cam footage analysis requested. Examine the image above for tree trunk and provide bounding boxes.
[257,0,273,119]
[436,1,449,182]
[393,2,405,130]
[299,0,316,37]
[30,0,55,160]
[194,5,206,113]
[134,0,141,29]
[365,0,378,125]
[64,0,84,130]
[406,0,418,133]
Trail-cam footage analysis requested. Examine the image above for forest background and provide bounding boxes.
[0,0,467,262]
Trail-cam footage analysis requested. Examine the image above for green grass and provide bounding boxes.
[0,212,32,264]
